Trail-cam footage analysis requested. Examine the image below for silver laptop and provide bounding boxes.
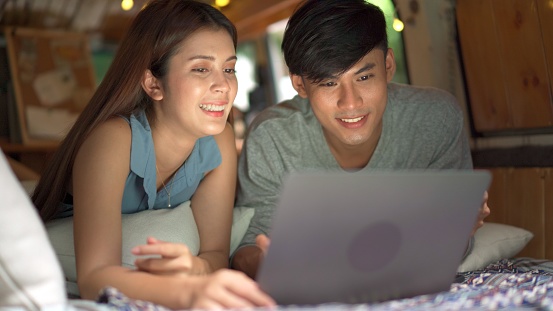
[256,170,491,305]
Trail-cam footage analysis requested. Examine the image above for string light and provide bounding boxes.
[121,0,134,11]
[215,0,230,8]
[393,17,404,32]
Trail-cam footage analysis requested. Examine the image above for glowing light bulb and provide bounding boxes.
[393,18,404,32]
[121,0,134,11]
[215,0,230,8]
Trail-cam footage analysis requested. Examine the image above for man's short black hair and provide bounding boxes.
[282,0,388,83]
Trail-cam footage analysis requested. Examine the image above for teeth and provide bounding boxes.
[200,104,225,112]
[340,116,364,123]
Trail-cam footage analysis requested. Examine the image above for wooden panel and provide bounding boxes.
[537,0,553,107]
[505,168,545,258]
[485,168,508,224]
[492,0,553,129]
[545,168,553,260]
[4,27,96,146]
[456,0,510,132]
[222,0,302,42]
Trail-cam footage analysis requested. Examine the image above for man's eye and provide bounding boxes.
[359,74,374,81]
[193,68,208,73]
[319,81,336,87]
[225,68,237,74]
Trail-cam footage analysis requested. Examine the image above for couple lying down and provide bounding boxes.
[6,0,491,310]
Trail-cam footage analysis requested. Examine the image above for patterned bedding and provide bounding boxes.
[93,258,553,310]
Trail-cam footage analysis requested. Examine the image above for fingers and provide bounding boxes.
[471,199,490,236]
[132,238,194,274]
[134,255,193,274]
[132,239,190,257]
[191,270,276,310]
[255,234,271,255]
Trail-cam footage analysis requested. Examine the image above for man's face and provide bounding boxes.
[291,48,395,152]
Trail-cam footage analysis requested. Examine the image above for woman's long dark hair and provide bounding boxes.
[32,0,237,222]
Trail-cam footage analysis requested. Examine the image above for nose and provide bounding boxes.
[336,82,362,109]
[212,71,231,93]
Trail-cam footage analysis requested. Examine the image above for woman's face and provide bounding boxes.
[157,28,237,139]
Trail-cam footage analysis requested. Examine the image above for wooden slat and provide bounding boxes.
[222,0,302,42]
[456,0,510,132]
[492,0,553,129]
[537,0,553,107]
[505,168,545,258]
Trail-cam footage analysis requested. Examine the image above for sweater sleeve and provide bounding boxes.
[427,95,473,170]
[234,124,286,249]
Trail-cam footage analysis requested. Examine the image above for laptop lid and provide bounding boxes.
[256,170,491,305]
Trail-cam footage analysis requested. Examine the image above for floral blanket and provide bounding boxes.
[94,258,553,310]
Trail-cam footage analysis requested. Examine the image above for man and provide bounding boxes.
[231,0,490,278]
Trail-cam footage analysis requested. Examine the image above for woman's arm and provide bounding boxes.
[190,122,237,273]
[71,118,193,306]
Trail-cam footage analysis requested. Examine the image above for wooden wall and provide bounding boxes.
[457,0,553,134]
[485,168,553,260]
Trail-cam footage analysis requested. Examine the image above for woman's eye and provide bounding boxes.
[193,68,208,73]
[225,68,237,74]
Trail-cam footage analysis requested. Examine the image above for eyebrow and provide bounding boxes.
[354,62,376,75]
[188,55,237,62]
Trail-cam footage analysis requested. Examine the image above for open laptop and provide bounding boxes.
[256,170,491,305]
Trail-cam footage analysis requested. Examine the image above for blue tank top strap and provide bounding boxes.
[117,114,131,124]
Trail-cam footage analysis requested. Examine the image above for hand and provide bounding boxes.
[189,269,276,310]
[132,237,196,275]
[256,234,271,255]
[471,191,491,236]
[231,234,271,279]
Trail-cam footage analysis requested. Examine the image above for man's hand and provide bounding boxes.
[231,234,271,279]
[471,191,491,236]
[256,234,271,255]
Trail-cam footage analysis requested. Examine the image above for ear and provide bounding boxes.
[290,74,308,98]
[141,69,164,101]
[385,48,396,83]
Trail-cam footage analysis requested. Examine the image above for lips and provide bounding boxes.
[199,103,226,112]
[340,116,365,123]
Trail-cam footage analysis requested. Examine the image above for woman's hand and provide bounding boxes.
[189,269,276,310]
[132,237,201,275]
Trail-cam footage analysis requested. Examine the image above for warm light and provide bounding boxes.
[215,0,230,8]
[121,0,134,11]
[393,18,404,32]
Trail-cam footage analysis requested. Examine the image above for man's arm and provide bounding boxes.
[426,97,473,170]
[231,125,286,278]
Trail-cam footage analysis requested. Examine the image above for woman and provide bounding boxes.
[31,0,274,309]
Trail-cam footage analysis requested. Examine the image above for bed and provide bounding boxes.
[87,165,553,310]
[93,257,553,310]
[78,203,553,310]
[6,165,553,310]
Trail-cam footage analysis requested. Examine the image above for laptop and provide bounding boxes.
[256,170,491,305]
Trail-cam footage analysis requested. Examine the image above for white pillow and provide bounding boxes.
[0,153,67,309]
[458,222,533,272]
[45,202,254,296]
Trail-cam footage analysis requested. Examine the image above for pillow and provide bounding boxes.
[0,153,67,309]
[457,222,533,272]
[45,201,254,296]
